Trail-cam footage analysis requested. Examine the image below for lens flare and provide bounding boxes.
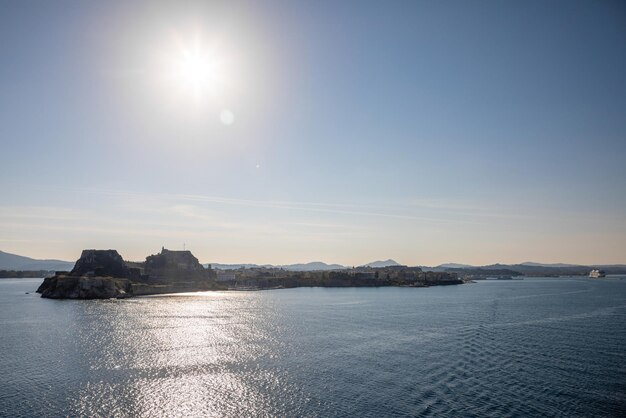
[220,109,235,125]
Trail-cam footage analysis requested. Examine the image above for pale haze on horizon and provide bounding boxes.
[1,0,625,266]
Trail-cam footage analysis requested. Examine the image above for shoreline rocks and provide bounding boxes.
[37,275,132,299]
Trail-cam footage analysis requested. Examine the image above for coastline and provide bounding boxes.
[35,248,463,300]
[36,274,466,299]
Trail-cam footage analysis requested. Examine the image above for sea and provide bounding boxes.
[1,277,625,417]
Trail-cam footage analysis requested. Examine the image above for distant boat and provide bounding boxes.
[589,269,606,278]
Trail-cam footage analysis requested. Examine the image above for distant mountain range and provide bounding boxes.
[0,250,381,273]
[0,250,74,271]
[436,263,474,269]
[433,262,626,276]
[435,262,587,269]
[2,249,625,275]
[519,262,585,268]
[206,259,401,271]
[206,261,348,271]
[361,259,402,268]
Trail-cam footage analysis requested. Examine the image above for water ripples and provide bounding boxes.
[1,278,625,417]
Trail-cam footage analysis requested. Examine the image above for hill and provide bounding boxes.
[0,250,73,271]
[362,259,402,268]
[436,263,474,269]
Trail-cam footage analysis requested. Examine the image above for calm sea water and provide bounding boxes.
[1,277,625,417]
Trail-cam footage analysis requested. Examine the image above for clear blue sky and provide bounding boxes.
[1,0,625,265]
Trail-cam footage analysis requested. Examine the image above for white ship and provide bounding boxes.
[589,269,606,278]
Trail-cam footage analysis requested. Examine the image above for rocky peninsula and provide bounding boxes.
[37,248,221,299]
[37,248,463,299]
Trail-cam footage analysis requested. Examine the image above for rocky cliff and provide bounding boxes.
[70,249,130,278]
[37,275,132,299]
[144,248,214,282]
[37,248,219,299]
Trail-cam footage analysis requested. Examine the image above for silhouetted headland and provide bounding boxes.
[36,248,463,299]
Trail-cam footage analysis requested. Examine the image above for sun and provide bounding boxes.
[174,47,222,97]
[155,30,236,113]
[159,31,228,100]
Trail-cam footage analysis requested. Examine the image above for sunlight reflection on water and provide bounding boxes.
[70,291,301,417]
[2,279,626,417]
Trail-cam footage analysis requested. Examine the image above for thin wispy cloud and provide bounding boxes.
[44,186,510,226]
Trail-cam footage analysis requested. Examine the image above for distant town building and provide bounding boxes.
[216,270,236,282]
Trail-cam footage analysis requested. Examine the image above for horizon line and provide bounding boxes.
[2,248,625,268]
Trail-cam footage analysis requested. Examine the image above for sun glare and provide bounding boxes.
[155,31,240,123]
[158,31,231,102]
[175,47,222,97]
